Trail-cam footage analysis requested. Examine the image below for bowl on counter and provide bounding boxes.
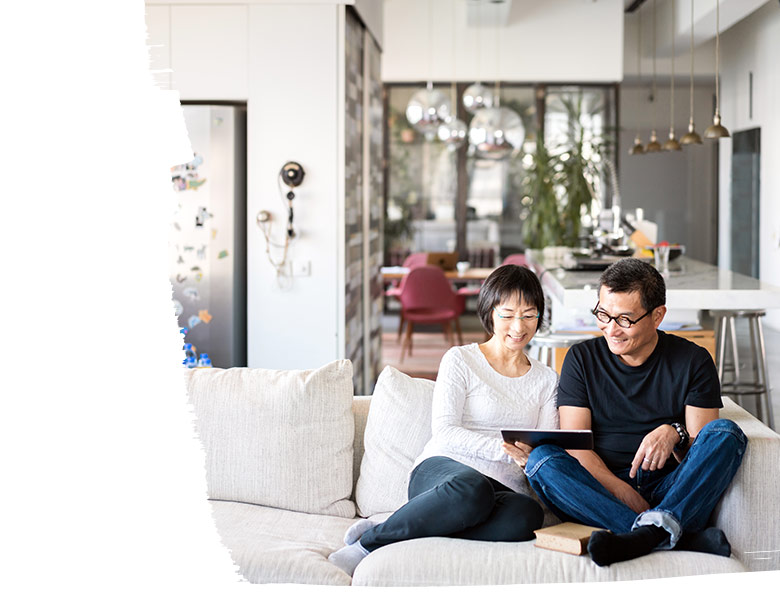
[646,244,685,261]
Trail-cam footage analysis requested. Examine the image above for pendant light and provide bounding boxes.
[663,0,682,151]
[645,0,662,152]
[463,1,494,114]
[406,0,452,140]
[629,9,645,155]
[438,5,466,152]
[680,0,702,145]
[704,0,730,138]
[468,6,524,160]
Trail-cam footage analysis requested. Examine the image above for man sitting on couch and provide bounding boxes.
[521,258,747,566]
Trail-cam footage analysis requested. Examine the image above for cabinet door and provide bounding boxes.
[170,5,248,100]
[144,4,171,90]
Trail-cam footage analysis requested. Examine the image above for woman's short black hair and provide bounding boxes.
[476,264,545,335]
[599,258,666,311]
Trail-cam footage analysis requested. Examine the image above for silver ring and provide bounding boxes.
[643,458,651,462]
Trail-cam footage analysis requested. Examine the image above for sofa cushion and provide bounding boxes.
[355,366,435,517]
[185,360,355,517]
[209,500,354,585]
[350,537,746,586]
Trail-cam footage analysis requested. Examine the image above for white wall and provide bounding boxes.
[717,1,780,329]
[382,0,624,82]
[619,81,718,264]
[146,1,351,369]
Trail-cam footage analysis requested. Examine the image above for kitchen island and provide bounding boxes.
[528,254,780,375]
[530,254,780,329]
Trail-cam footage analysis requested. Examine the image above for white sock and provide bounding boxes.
[344,518,379,545]
[328,541,370,576]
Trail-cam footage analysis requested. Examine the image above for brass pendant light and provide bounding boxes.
[704,0,730,138]
[645,0,662,152]
[663,0,681,151]
[629,9,645,155]
[680,0,702,145]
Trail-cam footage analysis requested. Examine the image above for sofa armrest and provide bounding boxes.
[711,397,780,571]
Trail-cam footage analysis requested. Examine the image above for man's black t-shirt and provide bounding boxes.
[556,330,722,472]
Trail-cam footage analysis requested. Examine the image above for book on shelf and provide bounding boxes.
[533,522,606,555]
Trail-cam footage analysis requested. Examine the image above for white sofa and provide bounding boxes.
[184,359,780,586]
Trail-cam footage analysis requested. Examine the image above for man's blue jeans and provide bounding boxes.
[360,456,543,552]
[524,419,747,548]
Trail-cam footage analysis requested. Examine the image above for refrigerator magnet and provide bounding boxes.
[188,315,202,329]
[218,250,228,259]
[198,309,212,324]
[182,287,199,302]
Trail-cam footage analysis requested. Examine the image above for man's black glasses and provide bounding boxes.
[591,303,653,329]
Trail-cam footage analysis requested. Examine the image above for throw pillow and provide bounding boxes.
[355,366,435,517]
[185,359,355,518]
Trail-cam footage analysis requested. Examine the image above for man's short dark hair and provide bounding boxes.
[599,258,666,311]
[476,265,545,334]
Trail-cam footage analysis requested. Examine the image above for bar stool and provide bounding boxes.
[712,310,774,429]
[528,332,596,369]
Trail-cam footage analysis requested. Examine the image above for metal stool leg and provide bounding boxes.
[753,315,774,429]
[729,315,741,384]
[539,346,551,368]
[716,314,728,380]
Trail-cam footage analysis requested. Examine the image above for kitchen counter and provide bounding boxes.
[529,254,780,331]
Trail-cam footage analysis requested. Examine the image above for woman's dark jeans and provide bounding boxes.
[360,456,543,552]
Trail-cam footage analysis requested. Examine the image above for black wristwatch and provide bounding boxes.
[670,422,689,451]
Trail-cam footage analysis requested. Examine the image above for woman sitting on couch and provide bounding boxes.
[329,264,559,576]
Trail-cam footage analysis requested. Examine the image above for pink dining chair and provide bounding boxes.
[386,252,428,339]
[502,253,528,267]
[398,265,464,362]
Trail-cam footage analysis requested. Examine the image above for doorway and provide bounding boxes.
[730,128,761,278]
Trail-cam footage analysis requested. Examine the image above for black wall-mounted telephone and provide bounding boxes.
[280,161,305,238]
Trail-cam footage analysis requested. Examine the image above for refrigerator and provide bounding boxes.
[169,104,247,368]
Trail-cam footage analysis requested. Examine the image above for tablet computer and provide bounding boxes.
[501,429,593,450]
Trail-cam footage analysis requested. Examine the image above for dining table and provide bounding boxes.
[381,266,495,284]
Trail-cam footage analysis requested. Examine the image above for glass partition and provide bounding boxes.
[384,83,617,266]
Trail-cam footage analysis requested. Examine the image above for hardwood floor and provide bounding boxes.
[379,313,485,380]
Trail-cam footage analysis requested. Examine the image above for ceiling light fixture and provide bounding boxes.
[663,0,682,151]
[645,0,662,152]
[629,8,645,155]
[680,0,702,145]
[405,0,452,140]
[703,0,730,139]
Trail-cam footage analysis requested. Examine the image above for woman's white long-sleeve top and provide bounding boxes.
[412,343,559,494]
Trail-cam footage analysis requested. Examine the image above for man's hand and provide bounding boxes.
[630,424,679,478]
[502,441,533,468]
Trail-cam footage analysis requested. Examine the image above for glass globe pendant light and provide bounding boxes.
[468,103,524,160]
[629,9,645,155]
[406,82,452,141]
[663,1,681,151]
[438,82,467,150]
[405,0,452,141]
[645,0,662,152]
[462,0,494,114]
[680,0,702,145]
[467,16,523,161]
[438,6,466,152]
[704,0,730,139]
[462,83,494,114]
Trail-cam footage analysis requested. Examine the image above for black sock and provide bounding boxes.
[587,525,670,567]
[674,527,731,557]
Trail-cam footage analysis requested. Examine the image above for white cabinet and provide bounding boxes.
[146,4,249,100]
[144,4,171,90]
